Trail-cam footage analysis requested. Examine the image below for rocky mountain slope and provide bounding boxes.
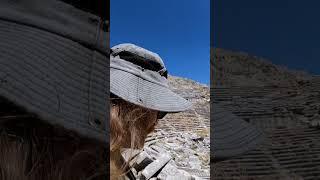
[142,75,210,179]
[212,48,320,179]
[212,48,311,87]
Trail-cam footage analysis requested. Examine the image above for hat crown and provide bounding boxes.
[110,44,192,113]
[111,43,167,77]
[0,0,109,55]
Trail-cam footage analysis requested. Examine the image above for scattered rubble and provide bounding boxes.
[155,76,210,179]
[122,130,209,179]
[145,130,210,172]
[121,75,210,179]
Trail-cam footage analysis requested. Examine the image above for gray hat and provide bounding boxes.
[110,43,192,115]
[0,0,109,143]
[212,103,265,162]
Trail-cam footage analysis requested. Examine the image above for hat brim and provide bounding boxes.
[212,103,265,162]
[0,19,108,143]
[110,68,192,112]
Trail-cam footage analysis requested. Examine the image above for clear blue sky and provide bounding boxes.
[213,0,320,75]
[111,0,210,84]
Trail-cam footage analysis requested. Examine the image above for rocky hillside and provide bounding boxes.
[212,48,311,87]
[143,75,210,179]
[150,75,210,135]
[212,48,320,179]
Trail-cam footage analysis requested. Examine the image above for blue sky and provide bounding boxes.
[111,0,210,84]
[213,0,320,75]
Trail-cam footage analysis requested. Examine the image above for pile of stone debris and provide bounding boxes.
[146,130,210,172]
[122,130,210,180]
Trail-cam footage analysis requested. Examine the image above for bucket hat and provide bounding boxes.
[0,0,109,143]
[110,43,192,117]
[212,103,265,162]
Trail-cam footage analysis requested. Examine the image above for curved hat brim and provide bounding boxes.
[0,19,108,143]
[212,103,265,162]
[110,68,192,112]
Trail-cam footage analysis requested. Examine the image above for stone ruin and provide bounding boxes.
[122,76,210,179]
[212,48,320,179]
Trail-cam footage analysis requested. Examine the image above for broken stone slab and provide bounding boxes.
[141,154,172,179]
[121,148,193,179]
[157,162,201,180]
[143,131,210,177]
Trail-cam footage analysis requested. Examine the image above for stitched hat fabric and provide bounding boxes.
[0,0,109,143]
[110,43,192,114]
